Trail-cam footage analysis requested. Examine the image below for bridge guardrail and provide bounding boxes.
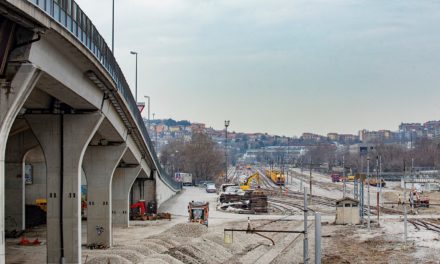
[28,0,181,190]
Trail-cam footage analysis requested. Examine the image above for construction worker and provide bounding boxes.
[398,194,402,205]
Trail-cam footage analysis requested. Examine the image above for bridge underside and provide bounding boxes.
[0,7,177,263]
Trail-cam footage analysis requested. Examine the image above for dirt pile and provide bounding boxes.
[86,254,131,264]
[322,225,416,263]
[166,223,208,238]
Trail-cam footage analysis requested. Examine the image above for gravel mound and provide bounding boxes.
[83,249,145,263]
[167,223,208,238]
[139,253,184,264]
[193,238,233,262]
[107,249,145,263]
[140,241,168,253]
[167,245,202,264]
[86,254,131,264]
[141,259,169,264]
[117,244,156,257]
[143,238,179,248]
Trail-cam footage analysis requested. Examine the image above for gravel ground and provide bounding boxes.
[6,176,440,263]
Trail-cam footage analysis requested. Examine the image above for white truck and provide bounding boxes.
[181,173,193,186]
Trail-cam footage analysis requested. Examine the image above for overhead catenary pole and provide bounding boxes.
[377,156,381,225]
[411,158,414,189]
[315,213,322,264]
[304,187,309,264]
[343,155,346,198]
[410,158,415,211]
[404,180,408,243]
[367,157,370,230]
[286,143,289,185]
[309,157,312,204]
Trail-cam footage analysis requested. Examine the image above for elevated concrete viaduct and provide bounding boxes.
[0,0,181,263]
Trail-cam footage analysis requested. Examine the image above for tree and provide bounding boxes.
[160,133,224,183]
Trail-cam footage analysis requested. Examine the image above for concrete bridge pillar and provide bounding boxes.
[26,115,62,263]
[83,144,127,247]
[112,166,141,227]
[28,113,104,263]
[62,113,104,263]
[0,64,41,262]
[4,131,39,232]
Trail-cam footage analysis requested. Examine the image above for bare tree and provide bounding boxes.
[160,134,223,183]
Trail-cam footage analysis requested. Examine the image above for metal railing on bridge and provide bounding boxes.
[27,0,181,190]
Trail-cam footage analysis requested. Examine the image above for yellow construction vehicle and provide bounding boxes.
[35,198,47,212]
[240,172,260,190]
[347,175,355,182]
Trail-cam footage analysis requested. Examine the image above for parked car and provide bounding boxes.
[199,181,214,188]
[205,183,216,193]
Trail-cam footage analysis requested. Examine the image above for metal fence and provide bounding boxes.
[27,0,181,190]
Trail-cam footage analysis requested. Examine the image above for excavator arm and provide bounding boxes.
[240,172,260,190]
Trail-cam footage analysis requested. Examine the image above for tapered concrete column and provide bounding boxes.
[25,115,62,263]
[63,113,104,263]
[0,64,41,262]
[144,179,156,203]
[112,166,141,227]
[4,131,39,232]
[83,144,127,247]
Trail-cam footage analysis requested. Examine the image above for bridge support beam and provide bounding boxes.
[83,144,127,247]
[0,64,41,262]
[112,166,141,227]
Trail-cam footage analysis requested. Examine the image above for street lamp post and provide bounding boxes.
[130,51,138,102]
[112,0,115,53]
[224,120,230,182]
[144,95,150,129]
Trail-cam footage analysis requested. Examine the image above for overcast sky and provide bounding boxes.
[76,0,440,136]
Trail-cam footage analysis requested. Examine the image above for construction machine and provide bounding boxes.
[130,200,147,220]
[188,201,209,226]
[240,172,260,190]
[35,198,47,212]
[410,189,430,208]
[366,178,386,187]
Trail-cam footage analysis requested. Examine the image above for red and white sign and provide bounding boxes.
[137,102,145,113]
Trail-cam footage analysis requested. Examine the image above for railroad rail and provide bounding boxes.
[408,219,440,234]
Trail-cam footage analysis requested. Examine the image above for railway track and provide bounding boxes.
[257,168,336,209]
[408,219,440,234]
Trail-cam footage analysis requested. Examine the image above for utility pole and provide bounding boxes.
[286,143,289,185]
[224,120,230,182]
[410,158,415,211]
[301,158,321,204]
[304,187,309,264]
[403,179,408,243]
[367,156,370,231]
[411,158,414,189]
[309,157,312,204]
[315,213,322,264]
[343,155,346,198]
[377,156,381,225]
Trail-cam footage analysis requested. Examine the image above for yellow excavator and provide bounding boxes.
[240,172,261,190]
